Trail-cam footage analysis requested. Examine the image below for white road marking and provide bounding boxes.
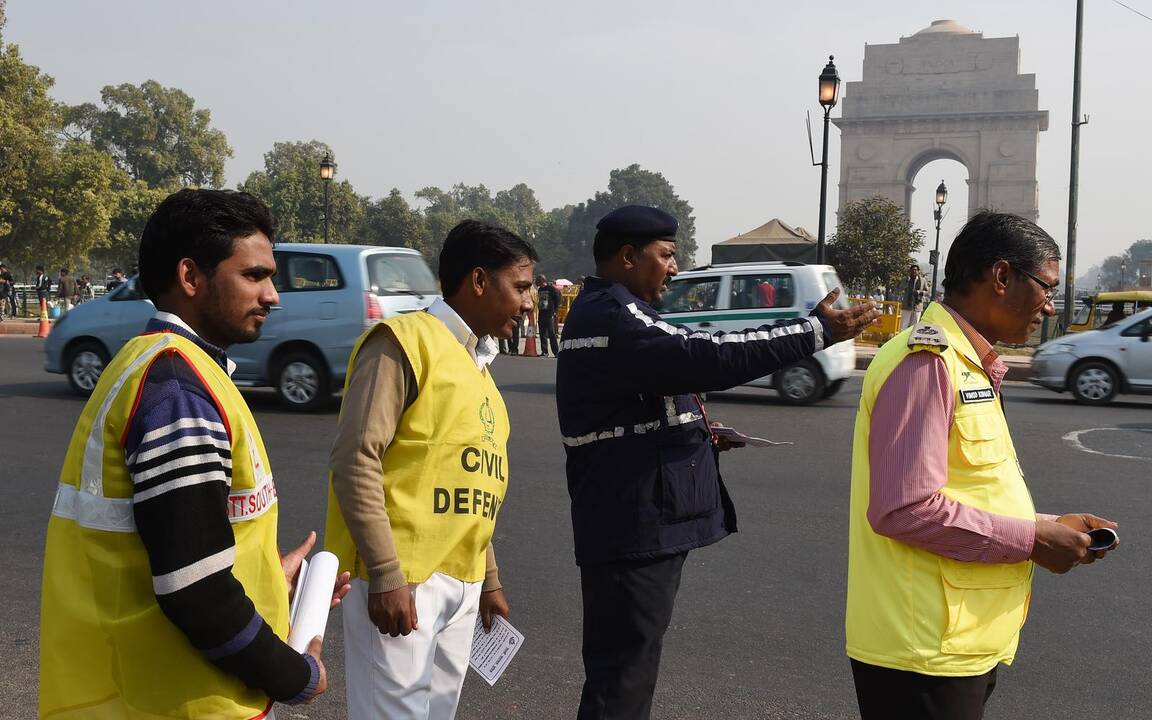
[1062,427,1152,462]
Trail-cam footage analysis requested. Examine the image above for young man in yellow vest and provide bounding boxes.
[39,189,350,719]
[846,212,1119,719]
[326,219,537,719]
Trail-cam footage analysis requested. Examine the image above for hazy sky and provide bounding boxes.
[7,1,1149,280]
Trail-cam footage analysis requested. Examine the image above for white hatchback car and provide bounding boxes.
[1031,307,1152,404]
[659,262,856,404]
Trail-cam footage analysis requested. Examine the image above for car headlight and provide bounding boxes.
[1038,343,1075,356]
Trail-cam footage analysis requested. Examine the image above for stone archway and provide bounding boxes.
[833,19,1048,221]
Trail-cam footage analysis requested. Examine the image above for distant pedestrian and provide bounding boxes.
[0,263,15,319]
[56,268,77,313]
[76,274,94,304]
[106,268,127,293]
[901,263,929,329]
[34,265,51,306]
[536,275,560,357]
[500,312,522,355]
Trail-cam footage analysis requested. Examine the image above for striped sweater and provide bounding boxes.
[122,315,318,704]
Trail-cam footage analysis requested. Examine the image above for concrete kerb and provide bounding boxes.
[853,343,1032,382]
[0,319,49,336]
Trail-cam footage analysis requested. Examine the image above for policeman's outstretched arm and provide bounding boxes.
[814,288,881,343]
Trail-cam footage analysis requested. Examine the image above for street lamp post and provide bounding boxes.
[1120,260,1127,290]
[929,181,947,300]
[815,56,840,265]
[1096,273,1102,291]
[319,153,336,244]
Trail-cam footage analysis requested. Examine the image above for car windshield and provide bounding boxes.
[366,254,439,296]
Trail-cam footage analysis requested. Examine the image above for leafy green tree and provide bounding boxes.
[1096,239,1152,290]
[563,164,698,277]
[67,80,232,189]
[0,34,120,270]
[89,178,168,272]
[827,195,925,295]
[362,189,428,251]
[238,141,364,244]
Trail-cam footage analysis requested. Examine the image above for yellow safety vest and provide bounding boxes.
[846,302,1036,676]
[39,332,286,719]
[325,311,510,585]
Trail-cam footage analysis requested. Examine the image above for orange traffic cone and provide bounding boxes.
[36,298,51,338]
[522,312,538,357]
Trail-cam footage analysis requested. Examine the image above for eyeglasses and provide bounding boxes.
[1015,267,1059,304]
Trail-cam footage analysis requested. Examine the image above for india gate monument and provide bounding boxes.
[834,19,1049,221]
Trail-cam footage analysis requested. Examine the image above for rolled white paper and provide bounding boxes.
[286,551,339,652]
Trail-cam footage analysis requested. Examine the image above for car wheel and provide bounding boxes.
[1070,361,1119,405]
[774,360,825,405]
[275,351,330,411]
[66,341,110,396]
[821,378,846,399]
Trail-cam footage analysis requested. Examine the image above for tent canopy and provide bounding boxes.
[711,218,817,264]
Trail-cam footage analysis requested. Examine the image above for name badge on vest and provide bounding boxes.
[960,386,996,404]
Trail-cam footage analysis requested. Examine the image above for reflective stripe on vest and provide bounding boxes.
[845,303,1036,677]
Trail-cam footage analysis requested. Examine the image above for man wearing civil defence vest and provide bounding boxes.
[39,189,351,719]
[846,212,1120,720]
[326,220,536,719]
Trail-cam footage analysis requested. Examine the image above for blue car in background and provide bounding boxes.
[45,244,439,410]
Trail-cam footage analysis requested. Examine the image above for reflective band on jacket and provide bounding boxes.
[845,303,1036,677]
[39,332,287,719]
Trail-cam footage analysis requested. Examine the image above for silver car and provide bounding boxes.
[44,244,439,410]
[1030,307,1152,404]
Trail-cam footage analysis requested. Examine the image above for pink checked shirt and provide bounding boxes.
[867,304,1039,563]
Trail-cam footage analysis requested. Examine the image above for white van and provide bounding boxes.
[659,262,856,404]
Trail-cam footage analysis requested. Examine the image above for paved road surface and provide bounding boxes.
[3,336,1149,718]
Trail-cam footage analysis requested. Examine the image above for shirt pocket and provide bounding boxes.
[939,558,1032,656]
[954,413,1009,468]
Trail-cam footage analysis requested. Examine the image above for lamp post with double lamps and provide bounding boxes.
[319,153,336,244]
[929,181,947,300]
[815,56,841,265]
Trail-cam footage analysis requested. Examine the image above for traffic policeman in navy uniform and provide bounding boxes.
[556,205,880,719]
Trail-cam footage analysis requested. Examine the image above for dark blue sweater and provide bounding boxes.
[556,277,830,566]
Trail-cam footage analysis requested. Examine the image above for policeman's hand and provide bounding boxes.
[1056,513,1119,564]
[1030,519,1091,573]
[715,436,745,452]
[331,571,352,609]
[281,531,317,598]
[369,586,418,637]
[303,635,328,701]
[815,288,881,344]
[479,588,510,632]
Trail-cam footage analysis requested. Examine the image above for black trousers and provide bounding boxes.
[538,312,559,356]
[500,318,521,354]
[851,659,998,720]
[577,553,686,720]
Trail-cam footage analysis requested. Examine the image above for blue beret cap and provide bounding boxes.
[596,205,677,239]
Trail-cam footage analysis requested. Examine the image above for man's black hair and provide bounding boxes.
[112,267,123,274]
[942,211,1060,296]
[35,265,44,272]
[438,220,538,296]
[138,189,276,302]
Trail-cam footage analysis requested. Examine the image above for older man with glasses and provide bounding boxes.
[845,211,1119,720]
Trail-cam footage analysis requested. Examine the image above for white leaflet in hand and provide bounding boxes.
[286,551,339,652]
[710,424,793,448]
[468,614,525,686]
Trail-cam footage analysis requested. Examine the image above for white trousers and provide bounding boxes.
[344,573,482,720]
[901,307,922,329]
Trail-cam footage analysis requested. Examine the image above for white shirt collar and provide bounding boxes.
[153,311,238,376]
[426,298,499,371]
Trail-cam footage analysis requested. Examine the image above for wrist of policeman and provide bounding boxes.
[368,566,408,594]
[283,652,320,705]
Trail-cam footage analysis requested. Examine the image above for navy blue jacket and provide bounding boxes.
[556,276,831,566]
